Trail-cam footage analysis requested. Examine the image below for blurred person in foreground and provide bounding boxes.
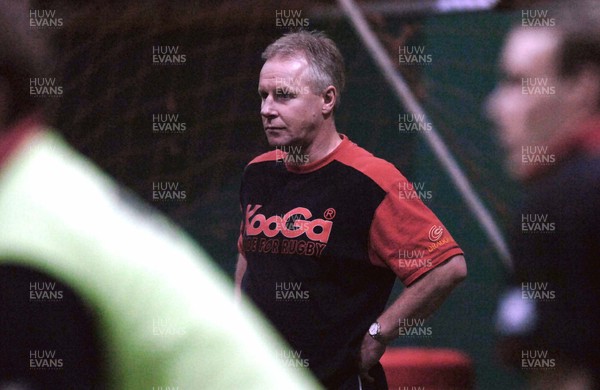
[235,30,467,389]
[487,2,600,389]
[0,2,319,389]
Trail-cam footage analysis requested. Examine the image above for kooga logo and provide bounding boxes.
[244,204,333,243]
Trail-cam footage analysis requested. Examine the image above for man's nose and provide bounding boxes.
[261,95,277,118]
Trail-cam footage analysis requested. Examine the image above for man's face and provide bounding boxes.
[486,28,566,177]
[258,55,325,148]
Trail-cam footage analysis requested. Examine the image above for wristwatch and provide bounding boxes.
[368,321,385,343]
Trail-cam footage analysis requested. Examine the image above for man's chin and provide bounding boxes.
[267,139,286,148]
[265,133,292,148]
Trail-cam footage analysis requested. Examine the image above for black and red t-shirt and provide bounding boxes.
[238,134,463,387]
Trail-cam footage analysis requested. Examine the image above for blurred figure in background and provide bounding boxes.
[0,1,319,389]
[487,2,600,389]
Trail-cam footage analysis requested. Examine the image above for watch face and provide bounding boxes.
[369,322,379,336]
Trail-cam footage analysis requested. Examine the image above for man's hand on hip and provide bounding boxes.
[358,332,386,383]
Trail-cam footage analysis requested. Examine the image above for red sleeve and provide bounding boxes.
[368,176,463,286]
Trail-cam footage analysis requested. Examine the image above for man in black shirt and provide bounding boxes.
[236,30,467,389]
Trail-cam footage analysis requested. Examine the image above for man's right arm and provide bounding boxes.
[234,253,247,301]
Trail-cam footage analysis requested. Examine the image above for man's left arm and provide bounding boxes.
[359,255,467,382]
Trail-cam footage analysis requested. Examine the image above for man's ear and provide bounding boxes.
[322,86,337,115]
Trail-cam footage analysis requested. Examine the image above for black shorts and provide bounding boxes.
[337,363,388,390]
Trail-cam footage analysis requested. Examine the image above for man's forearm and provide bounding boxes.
[234,254,247,301]
[377,255,467,343]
